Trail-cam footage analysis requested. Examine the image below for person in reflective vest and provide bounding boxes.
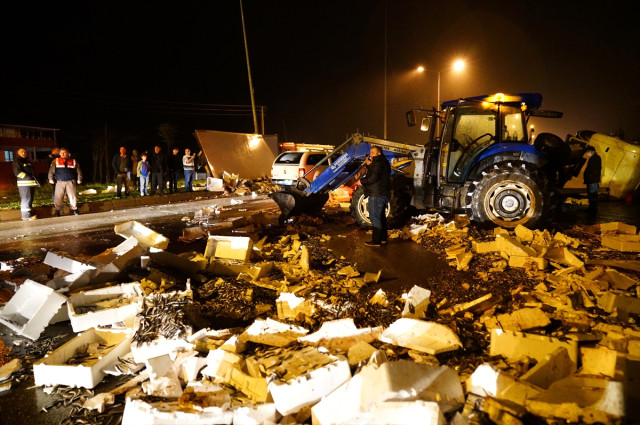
[12,147,39,221]
[48,147,83,216]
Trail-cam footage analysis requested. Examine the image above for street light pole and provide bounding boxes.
[383,0,388,139]
[437,71,440,110]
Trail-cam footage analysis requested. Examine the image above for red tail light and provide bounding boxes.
[298,168,305,178]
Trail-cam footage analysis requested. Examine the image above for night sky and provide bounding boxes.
[1,1,639,151]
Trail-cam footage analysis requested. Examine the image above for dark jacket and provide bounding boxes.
[48,157,82,182]
[112,154,133,175]
[149,151,167,174]
[360,154,391,198]
[168,153,183,173]
[13,156,39,187]
[583,153,602,184]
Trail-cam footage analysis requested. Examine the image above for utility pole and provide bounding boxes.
[240,0,259,134]
[383,0,388,139]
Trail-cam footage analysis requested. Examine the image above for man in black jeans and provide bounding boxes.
[359,146,391,247]
[583,145,602,214]
[112,146,132,198]
[149,145,167,195]
[168,147,183,193]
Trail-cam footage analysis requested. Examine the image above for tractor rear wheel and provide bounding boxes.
[468,162,548,229]
[350,173,412,229]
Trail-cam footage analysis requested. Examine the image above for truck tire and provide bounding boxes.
[467,161,548,229]
[350,174,412,229]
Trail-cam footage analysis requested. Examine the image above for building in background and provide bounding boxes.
[0,124,58,191]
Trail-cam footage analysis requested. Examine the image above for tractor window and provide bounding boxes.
[447,111,496,182]
[502,110,525,142]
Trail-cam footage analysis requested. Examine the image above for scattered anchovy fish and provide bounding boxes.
[132,292,190,344]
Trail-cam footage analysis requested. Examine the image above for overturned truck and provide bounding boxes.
[271,93,596,229]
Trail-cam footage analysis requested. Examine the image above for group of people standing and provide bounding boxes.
[12,144,197,221]
[111,145,196,197]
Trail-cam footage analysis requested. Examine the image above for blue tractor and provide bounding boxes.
[271,93,583,229]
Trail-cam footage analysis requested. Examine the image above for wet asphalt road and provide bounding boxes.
[1,195,640,424]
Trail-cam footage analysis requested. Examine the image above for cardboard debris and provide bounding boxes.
[601,233,640,252]
[379,318,462,355]
[44,251,97,274]
[269,357,351,416]
[298,318,382,352]
[401,285,431,319]
[204,235,253,262]
[579,347,619,378]
[525,376,625,423]
[440,293,500,316]
[490,329,579,367]
[602,268,638,290]
[597,291,640,314]
[600,221,637,234]
[239,318,308,347]
[521,347,574,389]
[114,220,169,250]
[347,341,378,366]
[312,360,461,425]
[276,292,315,320]
[484,307,551,332]
[467,363,542,406]
[496,234,537,257]
[0,358,22,381]
[0,279,67,340]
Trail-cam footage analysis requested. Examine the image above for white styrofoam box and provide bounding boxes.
[232,403,278,425]
[0,279,67,340]
[46,269,97,291]
[343,401,445,425]
[268,358,351,416]
[67,283,143,332]
[122,398,233,425]
[44,251,96,274]
[148,248,203,274]
[49,302,70,324]
[130,338,195,364]
[89,236,145,269]
[206,177,224,192]
[114,220,169,250]
[33,328,132,388]
[204,235,253,262]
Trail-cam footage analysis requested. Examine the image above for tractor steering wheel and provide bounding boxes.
[470,133,494,145]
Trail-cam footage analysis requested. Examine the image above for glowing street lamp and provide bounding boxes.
[416,59,466,109]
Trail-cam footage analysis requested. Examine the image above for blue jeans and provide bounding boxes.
[184,170,194,192]
[367,196,388,232]
[139,174,149,195]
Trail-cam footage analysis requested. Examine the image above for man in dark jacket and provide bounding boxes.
[48,147,82,216]
[112,146,132,198]
[149,145,167,195]
[168,147,183,193]
[13,147,40,220]
[583,145,602,214]
[359,146,391,246]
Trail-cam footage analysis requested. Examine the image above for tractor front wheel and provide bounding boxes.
[468,162,548,229]
[350,174,412,229]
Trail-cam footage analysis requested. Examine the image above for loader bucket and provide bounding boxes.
[269,190,329,223]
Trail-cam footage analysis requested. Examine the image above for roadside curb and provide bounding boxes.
[0,190,225,222]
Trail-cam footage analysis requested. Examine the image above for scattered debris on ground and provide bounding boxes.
[0,206,639,424]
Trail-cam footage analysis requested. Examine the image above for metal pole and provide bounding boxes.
[383,0,387,139]
[240,0,259,134]
[437,71,441,110]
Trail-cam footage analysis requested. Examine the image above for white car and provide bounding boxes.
[271,150,335,187]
